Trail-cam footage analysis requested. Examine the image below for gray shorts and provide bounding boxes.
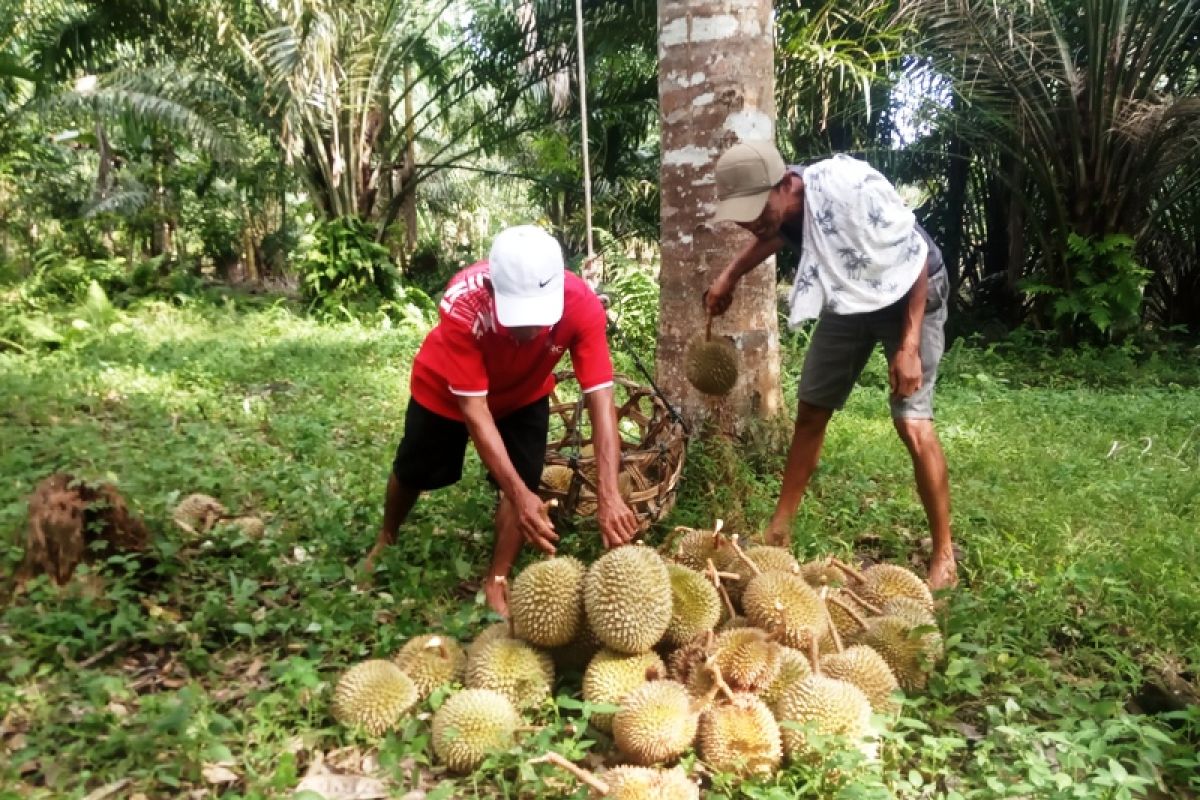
[797,269,949,419]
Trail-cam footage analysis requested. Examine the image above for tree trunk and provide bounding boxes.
[656,0,782,431]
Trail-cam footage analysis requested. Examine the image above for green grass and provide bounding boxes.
[1,294,1198,799]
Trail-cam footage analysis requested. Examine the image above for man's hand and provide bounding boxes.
[889,346,923,399]
[704,271,737,316]
[514,487,559,555]
[596,496,639,549]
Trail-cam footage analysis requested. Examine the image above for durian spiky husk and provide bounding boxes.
[431,688,519,773]
[823,588,871,650]
[172,493,226,535]
[741,570,828,651]
[466,621,514,663]
[612,680,700,765]
[760,646,813,709]
[584,545,672,654]
[880,596,937,628]
[670,528,731,573]
[858,563,934,611]
[688,628,781,695]
[662,564,722,648]
[726,546,801,606]
[698,692,783,777]
[331,659,418,736]
[821,644,902,717]
[856,614,942,692]
[465,637,554,710]
[511,556,585,648]
[772,674,874,761]
[583,648,666,733]
[799,557,849,589]
[392,634,466,698]
[685,336,738,396]
[605,765,699,800]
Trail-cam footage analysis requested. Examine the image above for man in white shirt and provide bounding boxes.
[705,141,957,590]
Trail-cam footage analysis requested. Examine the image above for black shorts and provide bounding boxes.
[391,396,550,492]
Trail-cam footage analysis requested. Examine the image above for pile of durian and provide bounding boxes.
[331,521,943,796]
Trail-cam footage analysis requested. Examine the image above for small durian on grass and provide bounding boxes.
[431,688,520,773]
[534,751,699,800]
[392,634,466,698]
[613,679,703,765]
[697,660,782,778]
[331,659,418,736]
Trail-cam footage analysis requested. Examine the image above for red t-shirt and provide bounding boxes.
[410,261,614,421]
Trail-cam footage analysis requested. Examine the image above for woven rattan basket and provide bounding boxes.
[538,372,686,532]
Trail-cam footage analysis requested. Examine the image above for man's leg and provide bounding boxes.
[483,395,552,616]
[364,472,421,573]
[484,495,524,615]
[894,418,956,589]
[764,401,834,545]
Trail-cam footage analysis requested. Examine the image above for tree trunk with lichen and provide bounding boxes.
[656,0,782,431]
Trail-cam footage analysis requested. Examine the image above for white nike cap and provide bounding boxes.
[488,225,565,328]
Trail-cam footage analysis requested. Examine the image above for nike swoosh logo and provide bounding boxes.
[538,276,556,288]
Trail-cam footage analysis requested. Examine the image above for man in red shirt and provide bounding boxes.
[365,225,640,614]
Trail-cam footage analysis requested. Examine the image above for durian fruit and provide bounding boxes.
[698,690,783,778]
[772,673,874,762]
[612,679,701,765]
[760,646,813,709]
[856,563,934,611]
[821,645,901,717]
[688,628,781,695]
[668,521,732,573]
[584,545,672,654]
[431,688,520,773]
[800,556,851,589]
[511,556,585,648]
[823,588,875,650]
[856,614,943,692]
[662,564,722,648]
[718,614,751,632]
[685,334,738,396]
[535,752,699,800]
[742,570,829,651]
[331,659,418,736]
[392,634,467,698]
[467,621,514,662]
[880,596,937,627]
[226,515,266,538]
[172,493,226,535]
[667,630,715,687]
[583,649,666,732]
[465,637,554,710]
[725,543,801,605]
[541,464,574,493]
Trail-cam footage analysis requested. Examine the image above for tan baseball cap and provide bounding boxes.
[712,141,787,223]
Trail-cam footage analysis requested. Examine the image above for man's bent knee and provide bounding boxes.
[894,417,937,452]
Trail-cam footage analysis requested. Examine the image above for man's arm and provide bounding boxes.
[457,394,558,554]
[583,387,639,549]
[889,264,929,399]
[705,235,786,316]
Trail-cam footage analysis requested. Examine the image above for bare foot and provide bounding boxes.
[762,523,790,548]
[927,554,959,591]
[484,577,509,617]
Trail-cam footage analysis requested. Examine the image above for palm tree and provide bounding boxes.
[909,0,1200,333]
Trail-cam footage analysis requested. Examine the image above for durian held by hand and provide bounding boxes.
[685,316,738,396]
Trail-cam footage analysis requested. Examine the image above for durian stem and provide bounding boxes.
[713,518,724,536]
[704,656,737,703]
[705,314,713,342]
[808,635,821,675]
[531,752,610,795]
[706,558,737,620]
[818,588,844,654]
[831,557,867,585]
[841,588,882,616]
[728,534,762,577]
[828,594,871,632]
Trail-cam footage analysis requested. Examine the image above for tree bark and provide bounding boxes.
[656,0,782,430]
